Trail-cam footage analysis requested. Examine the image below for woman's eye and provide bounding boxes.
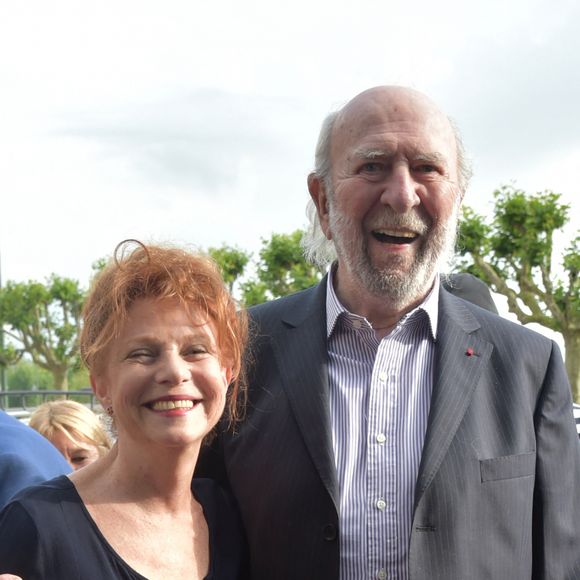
[186,345,209,356]
[71,456,88,465]
[128,350,154,360]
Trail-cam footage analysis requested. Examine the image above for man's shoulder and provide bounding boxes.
[0,412,70,504]
[1,412,65,459]
[444,290,556,350]
[249,281,325,322]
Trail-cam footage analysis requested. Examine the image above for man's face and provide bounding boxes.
[316,88,461,307]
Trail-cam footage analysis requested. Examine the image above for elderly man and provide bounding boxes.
[197,86,580,579]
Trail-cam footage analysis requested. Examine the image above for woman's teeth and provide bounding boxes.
[150,400,196,411]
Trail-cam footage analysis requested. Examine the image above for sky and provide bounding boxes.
[0,0,578,349]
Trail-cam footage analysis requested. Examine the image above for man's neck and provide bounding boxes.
[332,267,435,338]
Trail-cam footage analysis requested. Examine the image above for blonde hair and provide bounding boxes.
[29,400,111,457]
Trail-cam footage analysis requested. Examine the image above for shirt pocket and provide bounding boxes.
[479,451,535,483]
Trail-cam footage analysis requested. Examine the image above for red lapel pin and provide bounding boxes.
[466,347,474,357]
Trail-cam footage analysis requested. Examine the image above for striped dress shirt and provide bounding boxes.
[326,272,439,580]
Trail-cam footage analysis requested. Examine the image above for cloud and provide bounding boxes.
[54,90,320,196]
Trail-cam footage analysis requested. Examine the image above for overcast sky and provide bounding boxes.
[1,0,578,301]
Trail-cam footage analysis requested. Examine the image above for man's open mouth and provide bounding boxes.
[372,229,419,244]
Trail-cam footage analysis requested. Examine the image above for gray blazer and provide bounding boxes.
[197,279,580,579]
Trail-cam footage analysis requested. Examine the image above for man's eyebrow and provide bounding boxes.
[352,147,393,160]
[351,148,448,164]
[412,152,447,164]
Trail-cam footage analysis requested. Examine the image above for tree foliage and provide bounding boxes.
[458,185,580,401]
[0,275,85,390]
[208,245,251,293]
[240,230,323,306]
[209,230,324,307]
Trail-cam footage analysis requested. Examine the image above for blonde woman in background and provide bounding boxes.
[29,400,111,471]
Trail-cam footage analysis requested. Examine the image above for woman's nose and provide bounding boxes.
[155,352,190,385]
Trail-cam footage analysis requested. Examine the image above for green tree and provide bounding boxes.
[0,275,85,390]
[458,185,580,401]
[241,230,323,306]
[208,245,251,293]
[7,360,53,390]
[4,359,54,408]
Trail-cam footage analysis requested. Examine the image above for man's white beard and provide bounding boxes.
[328,202,459,309]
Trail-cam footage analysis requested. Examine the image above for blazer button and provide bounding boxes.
[323,524,337,541]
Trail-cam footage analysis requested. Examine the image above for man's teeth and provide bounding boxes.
[375,229,416,238]
[150,400,196,411]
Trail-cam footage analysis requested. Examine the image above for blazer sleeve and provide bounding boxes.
[532,341,580,579]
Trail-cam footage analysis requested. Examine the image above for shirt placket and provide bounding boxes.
[367,334,398,580]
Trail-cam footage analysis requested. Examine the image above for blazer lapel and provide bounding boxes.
[414,289,494,509]
[269,279,339,508]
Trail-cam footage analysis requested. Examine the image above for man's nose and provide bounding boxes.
[378,165,420,213]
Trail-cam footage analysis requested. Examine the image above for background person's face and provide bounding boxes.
[49,429,100,471]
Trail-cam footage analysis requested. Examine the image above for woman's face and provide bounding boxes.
[92,297,232,451]
[49,430,101,471]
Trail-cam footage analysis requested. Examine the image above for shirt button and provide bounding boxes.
[378,371,388,382]
[353,320,362,329]
[376,569,387,579]
[376,433,386,444]
[376,498,387,510]
[322,523,337,541]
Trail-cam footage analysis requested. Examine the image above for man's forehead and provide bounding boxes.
[337,86,445,122]
[331,88,456,159]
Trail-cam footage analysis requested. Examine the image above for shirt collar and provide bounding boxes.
[326,265,440,340]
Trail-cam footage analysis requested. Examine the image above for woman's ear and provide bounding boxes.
[223,366,234,387]
[90,373,111,409]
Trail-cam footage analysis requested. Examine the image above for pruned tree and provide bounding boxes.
[0,275,85,390]
[458,185,580,401]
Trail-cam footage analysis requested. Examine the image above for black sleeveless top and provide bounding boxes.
[0,475,248,579]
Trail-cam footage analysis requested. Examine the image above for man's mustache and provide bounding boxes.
[367,209,430,235]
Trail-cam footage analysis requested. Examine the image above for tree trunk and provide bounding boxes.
[562,330,580,403]
[52,367,69,391]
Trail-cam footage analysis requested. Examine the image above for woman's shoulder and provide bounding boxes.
[7,474,75,506]
[0,475,81,542]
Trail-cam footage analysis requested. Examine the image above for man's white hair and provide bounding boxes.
[301,109,472,269]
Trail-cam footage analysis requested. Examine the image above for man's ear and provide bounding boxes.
[307,173,332,240]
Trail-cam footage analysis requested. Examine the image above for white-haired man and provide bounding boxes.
[197,86,580,579]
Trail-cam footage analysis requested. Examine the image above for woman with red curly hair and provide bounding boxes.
[0,240,249,579]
